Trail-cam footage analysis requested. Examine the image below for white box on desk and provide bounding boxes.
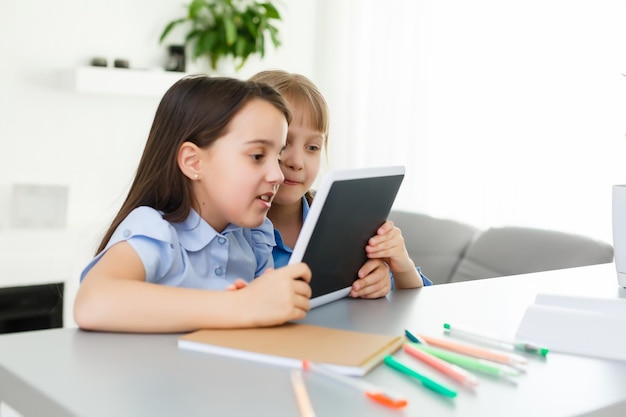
[612,185,626,288]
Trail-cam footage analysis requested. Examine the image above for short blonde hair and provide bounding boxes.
[250,70,329,148]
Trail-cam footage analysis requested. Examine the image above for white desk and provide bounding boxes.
[0,263,625,417]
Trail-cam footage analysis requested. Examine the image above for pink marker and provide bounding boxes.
[404,343,479,387]
[418,334,528,366]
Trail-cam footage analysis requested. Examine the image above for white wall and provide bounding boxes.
[318,0,626,245]
[0,0,319,327]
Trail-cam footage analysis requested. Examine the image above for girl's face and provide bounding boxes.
[194,98,287,231]
[273,104,324,207]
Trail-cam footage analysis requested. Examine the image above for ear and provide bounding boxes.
[178,142,202,180]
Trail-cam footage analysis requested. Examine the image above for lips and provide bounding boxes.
[283,179,302,186]
[257,192,274,209]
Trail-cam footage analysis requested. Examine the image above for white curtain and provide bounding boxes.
[315,0,626,243]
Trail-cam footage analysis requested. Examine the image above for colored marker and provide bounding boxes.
[405,329,427,344]
[405,330,478,387]
[404,343,479,387]
[410,344,521,378]
[443,323,549,357]
[418,334,528,366]
[291,369,316,417]
[383,355,457,398]
[302,360,408,409]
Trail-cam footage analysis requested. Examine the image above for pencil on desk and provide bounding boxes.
[291,369,316,417]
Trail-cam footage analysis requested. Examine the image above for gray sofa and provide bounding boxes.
[389,210,614,285]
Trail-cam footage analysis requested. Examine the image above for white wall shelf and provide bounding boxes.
[74,66,188,97]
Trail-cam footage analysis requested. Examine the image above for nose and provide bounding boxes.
[280,146,304,171]
[268,157,285,185]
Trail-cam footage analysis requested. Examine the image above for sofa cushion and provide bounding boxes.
[389,210,479,285]
[450,226,614,283]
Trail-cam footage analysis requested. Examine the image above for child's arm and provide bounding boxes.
[74,241,312,333]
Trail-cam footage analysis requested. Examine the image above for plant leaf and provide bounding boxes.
[260,2,281,20]
[223,15,237,46]
[244,12,259,41]
[159,18,187,44]
[235,37,247,57]
[189,0,207,19]
[198,30,218,58]
[185,29,202,44]
[267,24,280,48]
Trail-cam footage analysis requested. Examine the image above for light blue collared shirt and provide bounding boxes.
[271,197,432,287]
[80,206,275,289]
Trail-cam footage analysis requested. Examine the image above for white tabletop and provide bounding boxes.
[1,263,625,417]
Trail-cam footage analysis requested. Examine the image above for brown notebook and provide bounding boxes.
[178,323,404,376]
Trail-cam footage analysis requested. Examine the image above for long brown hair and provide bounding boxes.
[249,70,329,205]
[96,75,291,254]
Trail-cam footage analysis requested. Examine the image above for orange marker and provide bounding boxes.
[302,360,408,409]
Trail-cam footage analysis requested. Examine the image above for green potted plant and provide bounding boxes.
[159,0,282,72]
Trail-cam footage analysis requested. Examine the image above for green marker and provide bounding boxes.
[383,355,457,398]
[409,343,521,378]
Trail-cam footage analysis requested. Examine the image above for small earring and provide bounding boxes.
[194,174,199,180]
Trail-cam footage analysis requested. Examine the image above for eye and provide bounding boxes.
[251,154,264,161]
[306,144,321,152]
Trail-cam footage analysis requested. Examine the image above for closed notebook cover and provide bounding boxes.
[178,323,404,376]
